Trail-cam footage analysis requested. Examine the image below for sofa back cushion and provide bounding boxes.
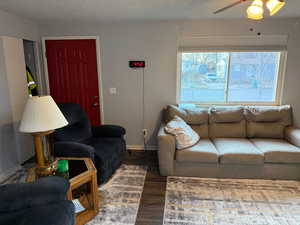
[189,125,209,138]
[164,105,209,138]
[163,105,293,139]
[54,102,92,142]
[209,106,246,138]
[245,105,292,138]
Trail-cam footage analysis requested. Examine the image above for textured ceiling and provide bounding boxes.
[0,0,299,22]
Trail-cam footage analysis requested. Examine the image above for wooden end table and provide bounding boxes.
[26,157,99,225]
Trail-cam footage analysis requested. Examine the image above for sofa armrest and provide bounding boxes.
[157,124,176,176]
[92,125,126,138]
[0,176,69,213]
[54,142,95,163]
[285,126,300,147]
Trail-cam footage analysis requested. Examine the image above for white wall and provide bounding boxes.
[0,8,39,180]
[38,18,300,148]
[39,22,178,148]
[0,9,39,40]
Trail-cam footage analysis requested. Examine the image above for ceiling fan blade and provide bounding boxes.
[213,0,247,14]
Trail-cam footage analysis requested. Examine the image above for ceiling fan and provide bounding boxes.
[213,0,286,20]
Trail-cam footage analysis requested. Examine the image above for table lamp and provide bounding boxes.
[19,96,68,175]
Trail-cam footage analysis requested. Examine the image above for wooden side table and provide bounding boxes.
[26,157,99,225]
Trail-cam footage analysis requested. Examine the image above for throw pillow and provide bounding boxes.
[164,116,200,150]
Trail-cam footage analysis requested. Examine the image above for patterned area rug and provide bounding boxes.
[87,164,147,225]
[164,176,300,225]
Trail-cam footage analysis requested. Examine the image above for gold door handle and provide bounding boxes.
[93,103,99,107]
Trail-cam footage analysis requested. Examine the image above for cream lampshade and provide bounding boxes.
[20,96,68,133]
[19,96,68,173]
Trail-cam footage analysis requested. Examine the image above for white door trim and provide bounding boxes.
[33,41,44,95]
[41,36,105,124]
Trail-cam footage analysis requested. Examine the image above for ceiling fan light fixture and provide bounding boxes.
[247,0,264,20]
[266,0,285,16]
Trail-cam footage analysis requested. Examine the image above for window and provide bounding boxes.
[179,51,284,104]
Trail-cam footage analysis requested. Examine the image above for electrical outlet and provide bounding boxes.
[109,88,117,95]
[142,129,148,138]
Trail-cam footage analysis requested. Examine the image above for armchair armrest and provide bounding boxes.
[0,176,69,213]
[92,125,126,138]
[285,126,300,147]
[54,142,95,162]
[157,124,176,176]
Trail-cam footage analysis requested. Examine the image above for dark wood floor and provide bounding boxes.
[124,151,167,225]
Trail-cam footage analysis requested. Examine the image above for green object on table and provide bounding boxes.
[57,160,69,173]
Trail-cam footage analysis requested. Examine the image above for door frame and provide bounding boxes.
[41,36,105,124]
[23,39,44,96]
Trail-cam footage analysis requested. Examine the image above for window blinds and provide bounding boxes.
[178,35,288,52]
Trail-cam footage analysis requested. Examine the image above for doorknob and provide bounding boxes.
[93,103,99,107]
[93,96,99,99]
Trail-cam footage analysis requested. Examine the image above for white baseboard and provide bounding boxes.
[0,165,22,183]
[127,145,158,151]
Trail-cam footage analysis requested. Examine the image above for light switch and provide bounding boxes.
[109,88,117,95]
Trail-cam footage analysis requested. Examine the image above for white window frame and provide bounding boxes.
[177,50,287,106]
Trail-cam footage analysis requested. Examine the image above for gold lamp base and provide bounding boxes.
[32,130,55,177]
[35,160,58,177]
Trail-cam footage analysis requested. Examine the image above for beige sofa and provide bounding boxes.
[158,105,300,180]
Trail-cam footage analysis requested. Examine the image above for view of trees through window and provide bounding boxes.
[180,51,281,103]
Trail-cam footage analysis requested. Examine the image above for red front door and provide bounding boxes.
[45,39,101,125]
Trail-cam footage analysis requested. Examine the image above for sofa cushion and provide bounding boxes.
[245,105,292,139]
[0,201,75,225]
[55,103,92,142]
[176,139,219,163]
[165,116,200,150]
[190,124,209,138]
[213,138,264,165]
[247,122,286,139]
[209,107,246,138]
[210,106,244,123]
[164,105,209,125]
[245,105,292,124]
[209,121,246,138]
[251,138,300,163]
